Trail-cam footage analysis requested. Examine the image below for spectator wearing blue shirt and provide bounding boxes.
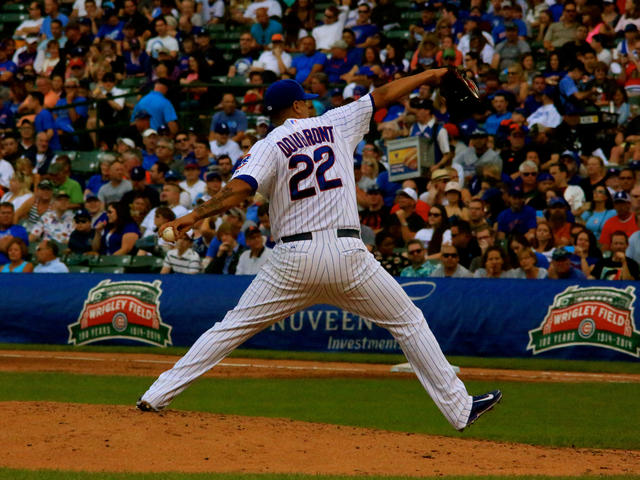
[209,93,248,144]
[351,4,379,48]
[484,93,512,135]
[130,79,179,135]
[54,77,88,148]
[85,157,112,197]
[40,0,69,40]
[33,239,69,273]
[0,87,14,133]
[0,42,18,84]
[250,7,283,46]
[547,246,587,279]
[288,36,326,85]
[124,39,151,77]
[27,91,61,152]
[496,186,537,241]
[96,8,125,41]
[323,40,356,84]
[558,60,596,110]
[0,202,29,266]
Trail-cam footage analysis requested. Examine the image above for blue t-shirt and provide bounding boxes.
[206,231,247,258]
[35,109,61,151]
[484,112,511,135]
[558,75,578,105]
[209,110,248,136]
[292,52,327,84]
[496,205,537,235]
[41,14,69,39]
[54,96,88,133]
[351,23,379,45]
[142,152,158,171]
[0,104,14,131]
[102,222,140,255]
[86,174,109,195]
[131,91,178,130]
[376,171,402,207]
[0,60,18,76]
[323,56,355,84]
[0,225,29,265]
[124,50,151,76]
[250,19,282,45]
[97,21,124,40]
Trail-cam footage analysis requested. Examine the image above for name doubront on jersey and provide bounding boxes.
[276,125,335,157]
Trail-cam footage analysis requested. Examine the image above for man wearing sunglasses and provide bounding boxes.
[400,239,436,277]
[430,243,472,278]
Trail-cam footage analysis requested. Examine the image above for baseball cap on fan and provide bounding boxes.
[263,79,318,116]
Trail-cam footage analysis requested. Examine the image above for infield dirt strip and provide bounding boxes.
[1,351,640,477]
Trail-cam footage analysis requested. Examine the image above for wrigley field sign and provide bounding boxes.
[528,286,640,358]
[68,280,172,347]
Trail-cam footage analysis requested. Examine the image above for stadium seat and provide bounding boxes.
[71,151,101,177]
[64,253,93,266]
[2,4,26,12]
[127,255,164,273]
[386,30,409,40]
[90,266,125,274]
[89,255,132,267]
[68,265,91,273]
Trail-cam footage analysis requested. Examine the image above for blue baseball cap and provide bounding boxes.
[264,79,318,115]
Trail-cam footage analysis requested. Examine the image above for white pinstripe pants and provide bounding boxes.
[141,230,472,429]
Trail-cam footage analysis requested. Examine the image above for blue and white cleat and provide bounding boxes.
[460,390,502,431]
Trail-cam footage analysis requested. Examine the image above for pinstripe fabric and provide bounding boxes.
[141,95,473,430]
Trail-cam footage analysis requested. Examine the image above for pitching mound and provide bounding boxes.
[1,401,639,477]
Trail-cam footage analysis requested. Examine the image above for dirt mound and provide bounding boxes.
[1,401,639,477]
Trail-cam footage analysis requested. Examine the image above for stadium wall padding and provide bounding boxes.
[1,275,639,361]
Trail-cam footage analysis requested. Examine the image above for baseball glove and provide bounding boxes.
[439,67,482,122]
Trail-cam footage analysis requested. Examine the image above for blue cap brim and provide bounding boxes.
[303,93,319,100]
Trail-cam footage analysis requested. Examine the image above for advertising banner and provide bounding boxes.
[0,275,638,361]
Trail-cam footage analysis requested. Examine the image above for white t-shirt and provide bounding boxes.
[231,95,373,241]
[146,35,180,58]
[414,227,452,250]
[312,7,349,50]
[141,204,190,236]
[256,50,292,76]
[1,191,33,212]
[235,245,272,275]
[72,0,102,16]
[0,159,15,188]
[209,139,244,162]
[179,179,206,206]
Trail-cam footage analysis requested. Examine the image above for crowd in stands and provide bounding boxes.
[0,0,640,280]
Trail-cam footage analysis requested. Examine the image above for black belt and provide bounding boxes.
[281,229,360,243]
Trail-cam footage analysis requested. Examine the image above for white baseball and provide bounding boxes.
[162,228,176,242]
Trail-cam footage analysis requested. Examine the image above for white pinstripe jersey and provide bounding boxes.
[232,95,374,241]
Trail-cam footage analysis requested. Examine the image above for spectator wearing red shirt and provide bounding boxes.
[600,191,639,251]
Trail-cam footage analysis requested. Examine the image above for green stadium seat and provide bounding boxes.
[71,150,101,177]
[64,253,93,266]
[68,265,91,273]
[386,30,410,40]
[89,255,132,267]
[401,11,422,20]
[127,255,164,273]
[205,23,225,32]
[90,266,125,274]
[0,12,29,23]
[2,3,27,11]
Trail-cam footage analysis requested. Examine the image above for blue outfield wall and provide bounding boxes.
[0,275,639,362]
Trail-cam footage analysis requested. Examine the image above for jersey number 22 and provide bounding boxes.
[288,146,343,201]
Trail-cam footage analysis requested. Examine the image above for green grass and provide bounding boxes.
[1,372,639,450]
[1,471,639,480]
[1,343,639,374]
